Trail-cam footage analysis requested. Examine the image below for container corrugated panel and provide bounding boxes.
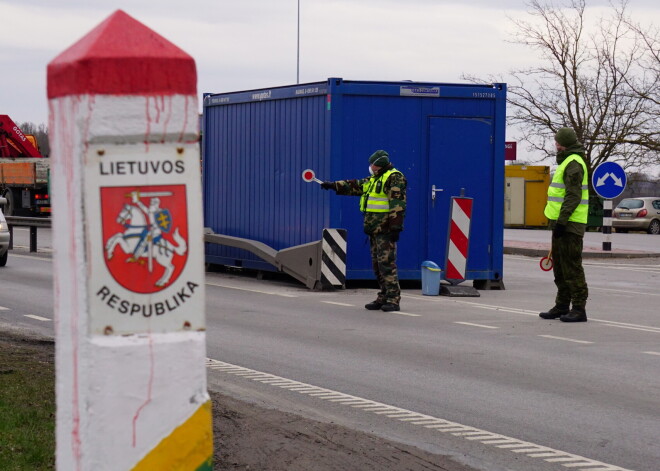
[203,87,330,271]
[203,78,506,282]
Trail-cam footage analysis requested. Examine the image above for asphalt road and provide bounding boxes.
[1,228,659,471]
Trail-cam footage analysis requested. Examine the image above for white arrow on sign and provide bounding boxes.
[596,172,623,187]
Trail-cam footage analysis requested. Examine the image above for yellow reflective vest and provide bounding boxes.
[360,168,401,213]
[544,155,589,223]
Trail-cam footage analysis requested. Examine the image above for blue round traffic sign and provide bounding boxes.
[592,161,626,199]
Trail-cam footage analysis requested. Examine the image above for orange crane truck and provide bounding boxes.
[0,115,50,216]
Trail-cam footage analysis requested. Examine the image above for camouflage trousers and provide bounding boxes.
[369,233,401,304]
[552,232,588,308]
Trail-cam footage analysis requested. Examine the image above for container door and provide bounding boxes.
[427,117,494,271]
[505,177,525,225]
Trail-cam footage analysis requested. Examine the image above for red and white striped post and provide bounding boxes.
[445,195,473,283]
[48,10,212,470]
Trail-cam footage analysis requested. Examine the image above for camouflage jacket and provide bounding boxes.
[331,165,407,235]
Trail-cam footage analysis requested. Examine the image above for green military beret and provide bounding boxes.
[555,127,578,147]
[369,150,390,167]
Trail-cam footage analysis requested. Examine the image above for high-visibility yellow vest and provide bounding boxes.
[544,155,589,223]
[360,168,400,213]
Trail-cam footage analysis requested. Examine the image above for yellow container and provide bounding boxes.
[504,165,550,227]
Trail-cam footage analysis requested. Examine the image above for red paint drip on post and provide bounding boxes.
[47,10,196,98]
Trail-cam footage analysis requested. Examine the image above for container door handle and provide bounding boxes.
[431,185,444,200]
[431,185,444,207]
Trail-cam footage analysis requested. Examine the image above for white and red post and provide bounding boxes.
[48,10,212,470]
[445,196,473,283]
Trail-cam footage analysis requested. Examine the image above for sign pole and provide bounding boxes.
[592,161,627,253]
[48,10,212,470]
[603,199,612,251]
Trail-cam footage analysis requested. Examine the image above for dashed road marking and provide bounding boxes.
[407,296,660,334]
[0,305,9,311]
[454,322,499,329]
[453,301,539,317]
[205,281,299,298]
[24,314,51,322]
[384,311,421,317]
[643,351,660,356]
[322,301,354,306]
[206,358,633,471]
[538,335,593,345]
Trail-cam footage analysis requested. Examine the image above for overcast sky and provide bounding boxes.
[2,0,659,158]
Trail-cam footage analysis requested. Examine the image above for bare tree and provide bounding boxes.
[620,9,660,156]
[503,0,658,174]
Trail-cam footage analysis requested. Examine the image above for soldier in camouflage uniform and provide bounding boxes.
[321,150,406,312]
[540,128,589,322]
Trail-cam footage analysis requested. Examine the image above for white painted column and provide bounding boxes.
[48,10,212,471]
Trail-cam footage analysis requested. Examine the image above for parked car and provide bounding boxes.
[0,197,9,266]
[612,197,660,234]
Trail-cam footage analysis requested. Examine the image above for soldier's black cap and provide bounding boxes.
[369,150,390,167]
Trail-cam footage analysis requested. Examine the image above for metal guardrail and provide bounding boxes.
[5,216,52,253]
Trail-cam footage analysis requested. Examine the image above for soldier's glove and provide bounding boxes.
[553,223,566,238]
[320,181,335,190]
[389,231,400,243]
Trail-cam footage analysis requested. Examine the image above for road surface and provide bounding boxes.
[1,228,659,471]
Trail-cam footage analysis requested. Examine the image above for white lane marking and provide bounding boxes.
[538,335,593,345]
[206,358,633,471]
[590,286,660,297]
[411,297,660,334]
[10,247,55,254]
[593,319,660,333]
[8,253,53,261]
[454,321,499,329]
[24,314,51,322]
[604,324,660,334]
[384,311,421,317]
[643,351,660,356]
[0,305,9,311]
[205,281,298,298]
[453,301,539,316]
[321,301,354,307]
[402,294,446,302]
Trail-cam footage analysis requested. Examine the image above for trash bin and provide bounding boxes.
[421,260,442,296]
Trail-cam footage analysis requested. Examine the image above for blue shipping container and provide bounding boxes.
[203,78,506,283]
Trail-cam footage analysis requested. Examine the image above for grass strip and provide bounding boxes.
[0,334,55,470]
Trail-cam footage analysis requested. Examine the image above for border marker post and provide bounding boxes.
[48,10,212,470]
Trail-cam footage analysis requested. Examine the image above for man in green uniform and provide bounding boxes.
[540,127,589,322]
[321,150,406,312]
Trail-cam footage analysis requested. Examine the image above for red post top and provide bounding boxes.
[47,10,196,98]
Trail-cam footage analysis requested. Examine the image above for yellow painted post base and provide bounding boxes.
[132,401,213,471]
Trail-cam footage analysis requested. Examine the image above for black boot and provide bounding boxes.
[381,303,400,312]
[365,301,383,310]
[539,305,569,319]
[560,307,587,322]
